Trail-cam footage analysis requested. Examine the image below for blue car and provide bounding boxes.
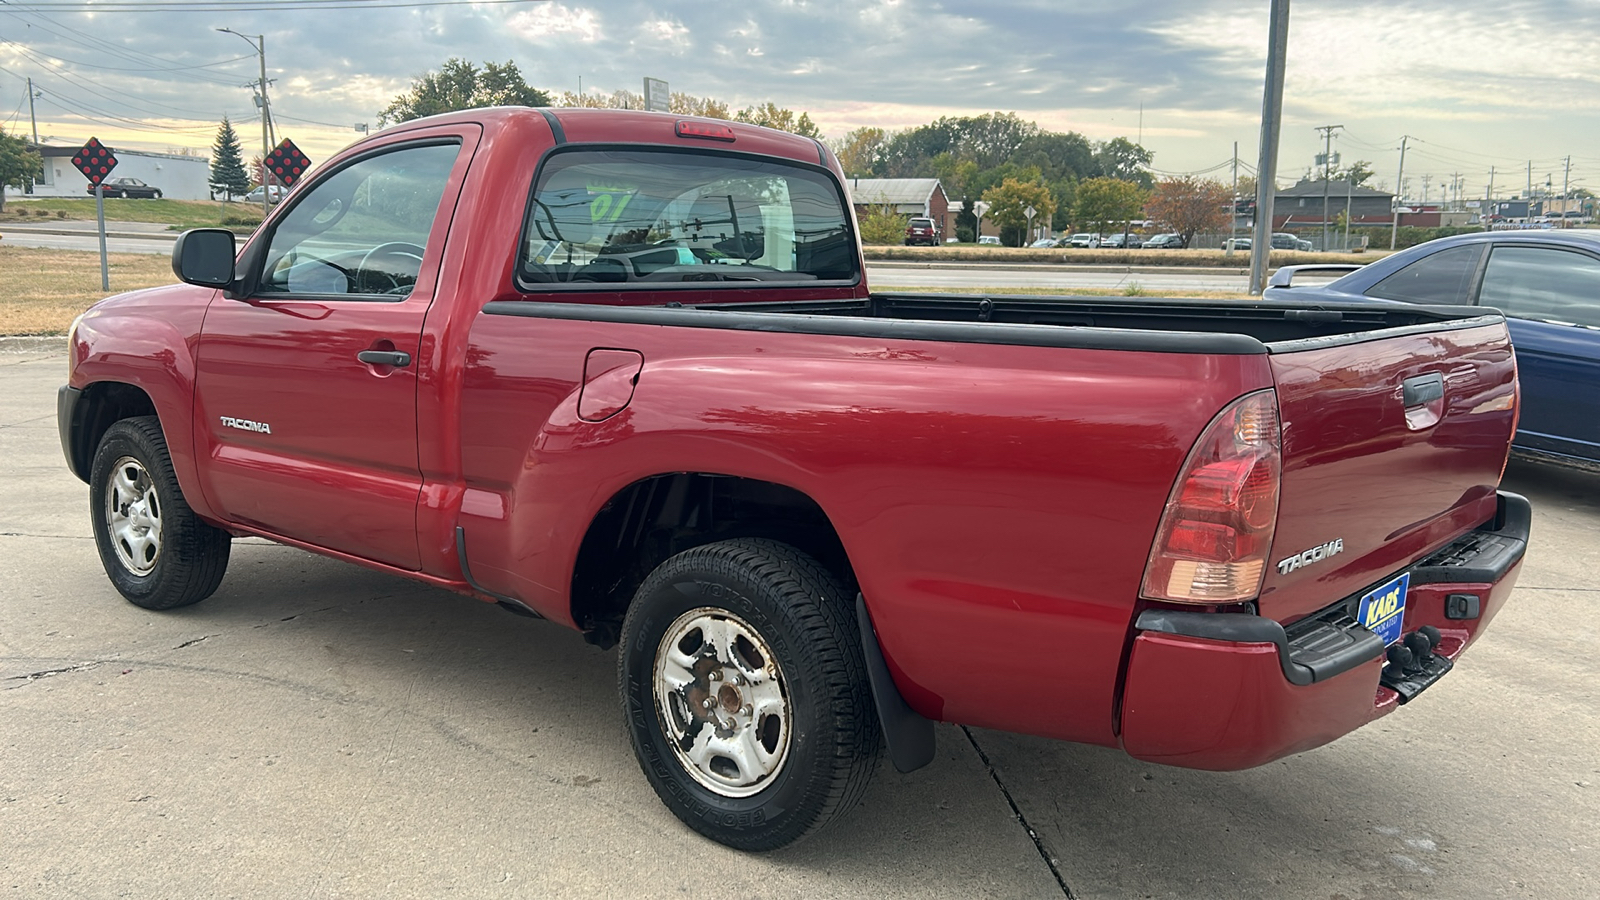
[1265,230,1600,464]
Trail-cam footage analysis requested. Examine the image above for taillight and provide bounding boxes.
[1141,390,1281,603]
[676,120,736,142]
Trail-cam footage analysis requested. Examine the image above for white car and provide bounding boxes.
[1066,233,1102,248]
[977,235,1002,245]
[243,185,286,204]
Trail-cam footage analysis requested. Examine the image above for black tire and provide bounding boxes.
[618,538,880,851]
[89,417,230,610]
[153,190,162,199]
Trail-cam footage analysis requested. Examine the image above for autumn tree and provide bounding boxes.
[1072,177,1148,238]
[981,177,1056,246]
[208,117,251,200]
[833,127,886,177]
[734,102,820,137]
[1146,176,1232,248]
[1331,159,1375,187]
[0,127,42,213]
[380,59,551,125]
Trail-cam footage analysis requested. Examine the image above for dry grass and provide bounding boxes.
[874,284,1256,300]
[0,246,174,335]
[864,245,1383,268]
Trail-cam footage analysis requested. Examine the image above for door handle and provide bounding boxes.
[357,350,411,367]
[1402,372,1444,407]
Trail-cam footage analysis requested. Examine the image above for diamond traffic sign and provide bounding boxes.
[264,138,312,187]
[71,137,118,186]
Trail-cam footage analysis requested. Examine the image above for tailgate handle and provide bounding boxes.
[1402,372,1444,408]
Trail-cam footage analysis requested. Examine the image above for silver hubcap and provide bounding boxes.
[654,606,791,798]
[106,456,162,576]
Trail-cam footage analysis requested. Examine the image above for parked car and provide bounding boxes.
[904,216,939,246]
[1265,229,1600,464]
[1103,233,1142,249]
[1268,232,1311,251]
[977,234,1002,245]
[243,184,286,204]
[1066,232,1101,248]
[1028,237,1060,248]
[1142,233,1184,249]
[61,107,1530,852]
[1222,237,1253,251]
[87,177,161,199]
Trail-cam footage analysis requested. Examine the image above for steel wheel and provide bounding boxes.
[654,606,791,798]
[105,455,162,575]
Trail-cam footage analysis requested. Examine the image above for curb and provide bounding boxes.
[1,227,179,241]
[0,335,69,353]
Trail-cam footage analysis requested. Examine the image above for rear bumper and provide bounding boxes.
[1118,491,1528,771]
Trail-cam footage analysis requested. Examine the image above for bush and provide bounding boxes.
[1351,225,1485,250]
[857,205,908,245]
[956,225,975,243]
[56,210,67,218]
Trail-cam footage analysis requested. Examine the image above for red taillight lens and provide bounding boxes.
[676,120,737,142]
[1141,390,1281,603]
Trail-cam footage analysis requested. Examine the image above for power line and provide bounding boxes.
[0,8,250,86]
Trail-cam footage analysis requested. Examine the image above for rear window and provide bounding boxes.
[909,218,934,228]
[519,149,857,287]
[1369,245,1482,304]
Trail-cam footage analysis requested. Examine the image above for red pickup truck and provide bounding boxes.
[59,108,1528,851]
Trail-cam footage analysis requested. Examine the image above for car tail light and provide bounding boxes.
[1141,390,1281,603]
[676,120,736,142]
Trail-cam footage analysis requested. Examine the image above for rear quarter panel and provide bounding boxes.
[456,312,1273,745]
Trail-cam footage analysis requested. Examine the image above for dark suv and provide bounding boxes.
[904,216,939,246]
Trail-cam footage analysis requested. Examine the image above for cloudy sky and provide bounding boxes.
[3,0,1598,200]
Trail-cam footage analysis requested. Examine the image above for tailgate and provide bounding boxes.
[1260,318,1517,625]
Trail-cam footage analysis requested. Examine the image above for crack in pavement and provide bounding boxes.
[961,726,1075,898]
[174,634,220,649]
[5,661,104,684]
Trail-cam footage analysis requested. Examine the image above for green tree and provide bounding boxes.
[0,127,43,214]
[857,204,909,245]
[1073,177,1148,238]
[1146,176,1231,248]
[1332,159,1375,187]
[1092,137,1154,188]
[981,177,1056,246]
[379,59,551,125]
[208,116,251,200]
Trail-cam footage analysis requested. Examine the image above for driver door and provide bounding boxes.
[193,135,475,569]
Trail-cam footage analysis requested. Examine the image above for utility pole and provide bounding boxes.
[1316,124,1342,252]
[1227,140,1239,258]
[1249,0,1291,295]
[219,27,271,216]
[1389,136,1410,250]
[1561,155,1574,219]
[27,77,40,145]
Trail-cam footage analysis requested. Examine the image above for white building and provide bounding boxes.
[28,145,213,201]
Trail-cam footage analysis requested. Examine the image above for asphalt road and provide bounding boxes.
[2,343,1595,899]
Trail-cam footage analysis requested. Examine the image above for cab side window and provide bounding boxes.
[1478,246,1600,327]
[259,142,460,298]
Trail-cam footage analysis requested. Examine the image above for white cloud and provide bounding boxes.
[507,4,603,44]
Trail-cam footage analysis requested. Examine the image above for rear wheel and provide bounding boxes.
[618,538,880,850]
[89,417,230,609]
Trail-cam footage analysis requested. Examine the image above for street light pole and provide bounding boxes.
[218,27,271,216]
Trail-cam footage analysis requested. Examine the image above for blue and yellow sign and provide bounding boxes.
[1359,573,1409,646]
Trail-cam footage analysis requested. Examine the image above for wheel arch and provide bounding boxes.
[62,381,158,483]
[569,472,855,649]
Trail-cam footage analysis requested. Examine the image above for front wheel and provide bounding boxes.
[89,417,231,609]
[618,538,880,850]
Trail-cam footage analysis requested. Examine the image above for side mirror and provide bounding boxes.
[171,228,237,288]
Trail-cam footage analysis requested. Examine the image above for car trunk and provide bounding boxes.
[1257,321,1518,625]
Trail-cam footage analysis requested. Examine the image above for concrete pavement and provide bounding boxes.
[2,344,1596,898]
